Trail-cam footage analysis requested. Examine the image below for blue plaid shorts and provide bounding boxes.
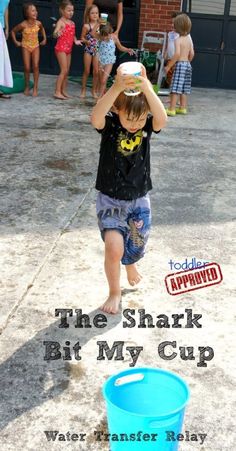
[96,192,151,265]
[170,61,192,94]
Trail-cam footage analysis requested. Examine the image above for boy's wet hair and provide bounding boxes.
[22,3,36,19]
[100,22,113,38]
[84,4,99,24]
[114,92,149,120]
[59,0,73,11]
[173,13,192,35]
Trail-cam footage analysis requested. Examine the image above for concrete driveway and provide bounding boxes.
[0,75,235,450]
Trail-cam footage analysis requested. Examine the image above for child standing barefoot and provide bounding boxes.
[11,3,46,96]
[91,64,167,314]
[80,4,99,98]
[97,22,134,97]
[53,0,82,100]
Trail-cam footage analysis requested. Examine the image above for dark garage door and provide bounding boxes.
[8,0,140,75]
[183,0,236,88]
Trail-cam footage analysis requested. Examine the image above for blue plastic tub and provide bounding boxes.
[103,367,190,450]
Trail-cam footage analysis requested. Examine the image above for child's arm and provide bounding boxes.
[137,65,167,131]
[91,69,137,130]
[113,35,134,55]
[114,1,123,36]
[53,19,64,38]
[74,36,83,45]
[80,23,90,45]
[165,38,180,73]
[39,21,47,46]
[11,22,24,47]
[188,43,195,62]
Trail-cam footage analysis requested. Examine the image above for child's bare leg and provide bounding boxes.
[80,53,91,98]
[22,48,31,95]
[62,54,71,98]
[125,264,142,286]
[99,64,112,97]
[180,93,187,109]
[54,52,68,99]
[101,230,124,314]
[32,47,40,96]
[92,56,99,98]
[169,93,178,111]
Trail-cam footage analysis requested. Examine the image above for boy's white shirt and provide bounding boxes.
[166,31,193,59]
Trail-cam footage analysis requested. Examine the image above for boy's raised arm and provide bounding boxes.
[91,69,136,130]
[91,84,121,129]
[137,66,167,131]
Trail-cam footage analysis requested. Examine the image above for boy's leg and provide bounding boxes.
[123,195,151,285]
[22,48,31,95]
[169,93,178,111]
[31,47,40,96]
[125,264,142,286]
[176,63,191,113]
[102,230,124,314]
[180,93,187,109]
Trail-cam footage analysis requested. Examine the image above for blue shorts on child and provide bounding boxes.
[96,192,151,265]
[170,60,192,94]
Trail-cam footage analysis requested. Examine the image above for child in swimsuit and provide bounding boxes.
[97,22,134,97]
[11,3,46,96]
[80,4,100,98]
[53,0,82,100]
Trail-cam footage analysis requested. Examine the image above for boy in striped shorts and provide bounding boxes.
[165,13,194,116]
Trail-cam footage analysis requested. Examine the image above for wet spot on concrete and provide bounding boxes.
[13,131,29,138]
[122,288,138,296]
[65,361,87,378]
[35,139,54,144]
[44,159,74,171]
[79,171,93,176]
[67,187,87,194]
[86,418,108,445]
[40,121,58,129]
[127,299,141,309]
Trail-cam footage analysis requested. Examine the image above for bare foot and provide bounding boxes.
[54,93,67,100]
[62,92,72,98]
[80,90,86,98]
[100,293,121,314]
[92,91,99,99]
[126,264,142,286]
[24,88,30,96]
[32,89,38,97]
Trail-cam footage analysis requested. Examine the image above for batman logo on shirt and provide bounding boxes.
[118,130,143,156]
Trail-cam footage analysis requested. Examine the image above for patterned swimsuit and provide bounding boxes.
[84,24,98,56]
[55,21,75,54]
[98,38,116,66]
[22,24,40,52]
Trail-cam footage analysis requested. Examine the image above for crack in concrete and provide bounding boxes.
[0,183,95,334]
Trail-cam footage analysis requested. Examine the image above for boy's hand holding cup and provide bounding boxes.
[118,62,146,96]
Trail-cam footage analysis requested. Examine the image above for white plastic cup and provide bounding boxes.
[100,13,108,24]
[119,61,142,96]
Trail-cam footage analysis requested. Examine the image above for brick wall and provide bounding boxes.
[138,0,182,46]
